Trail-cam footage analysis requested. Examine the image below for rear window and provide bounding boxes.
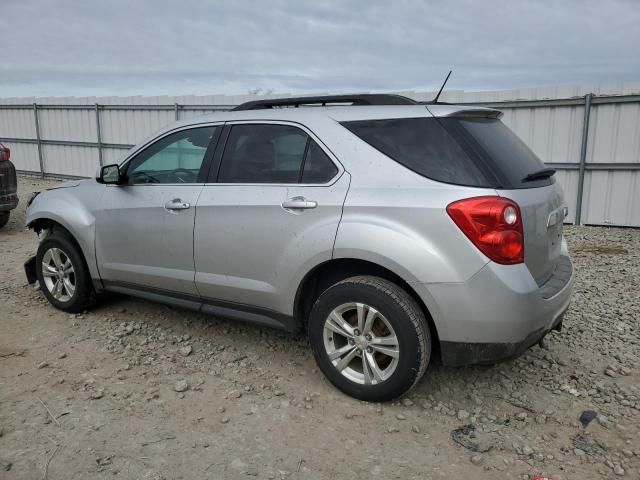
[341,117,553,189]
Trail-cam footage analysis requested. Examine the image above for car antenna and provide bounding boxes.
[432,70,452,104]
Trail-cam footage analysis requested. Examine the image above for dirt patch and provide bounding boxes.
[572,245,629,255]
[1,176,639,479]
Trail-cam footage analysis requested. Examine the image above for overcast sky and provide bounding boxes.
[2,0,639,98]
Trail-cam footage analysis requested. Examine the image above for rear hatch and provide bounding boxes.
[450,115,566,285]
[341,108,566,286]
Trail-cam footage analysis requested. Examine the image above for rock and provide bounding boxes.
[178,345,193,357]
[395,413,406,420]
[58,352,67,359]
[598,415,611,429]
[231,458,247,471]
[228,390,242,399]
[386,426,399,433]
[412,425,421,433]
[220,417,230,424]
[574,448,586,456]
[273,390,284,396]
[401,398,414,407]
[1,459,12,471]
[605,369,617,378]
[579,410,597,428]
[457,410,470,421]
[470,454,484,465]
[140,471,165,480]
[535,415,547,424]
[217,406,226,413]
[96,455,113,466]
[37,361,49,369]
[90,389,104,400]
[245,466,258,476]
[613,464,625,476]
[174,380,189,392]
[516,412,528,421]
[420,399,432,409]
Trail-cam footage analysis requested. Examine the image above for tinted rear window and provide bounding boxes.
[341,117,553,189]
[455,118,551,188]
[341,118,491,187]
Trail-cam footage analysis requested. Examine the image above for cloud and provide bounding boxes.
[1,0,639,97]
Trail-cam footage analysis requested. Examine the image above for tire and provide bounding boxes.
[36,231,95,313]
[0,212,9,229]
[308,276,431,402]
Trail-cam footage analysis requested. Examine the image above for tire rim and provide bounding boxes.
[323,302,399,385]
[41,247,76,302]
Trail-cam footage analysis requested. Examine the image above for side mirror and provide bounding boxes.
[97,164,123,184]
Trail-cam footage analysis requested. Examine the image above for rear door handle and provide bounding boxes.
[282,197,318,210]
[164,198,191,211]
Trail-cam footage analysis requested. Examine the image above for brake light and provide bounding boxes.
[447,196,524,264]
[0,143,9,161]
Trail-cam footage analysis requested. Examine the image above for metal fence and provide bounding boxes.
[1,88,639,226]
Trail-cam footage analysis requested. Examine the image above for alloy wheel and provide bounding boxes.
[41,247,76,302]
[322,302,399,385]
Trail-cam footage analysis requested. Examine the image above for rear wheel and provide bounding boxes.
[36,232,95,313]
[308,276,431,401]
[0,212,9,229]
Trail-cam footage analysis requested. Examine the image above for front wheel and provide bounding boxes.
[308,276,431,402]
[36,232,95,313]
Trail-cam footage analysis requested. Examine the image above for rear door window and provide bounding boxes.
[217,124,338,184]
[301,141,339,183]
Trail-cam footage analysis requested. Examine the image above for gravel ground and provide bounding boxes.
[1,176,639,480]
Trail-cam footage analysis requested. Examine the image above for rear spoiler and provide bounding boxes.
[444,108,503,119]
[425,104,504,119]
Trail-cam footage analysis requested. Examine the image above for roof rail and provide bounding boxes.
[232,94,419,111]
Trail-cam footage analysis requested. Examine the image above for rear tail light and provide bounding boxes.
[447,196,524,264]
[0,143,9,161]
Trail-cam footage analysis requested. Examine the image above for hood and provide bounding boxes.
[47,178,92,190]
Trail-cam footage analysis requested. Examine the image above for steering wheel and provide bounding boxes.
[168,168,195,183]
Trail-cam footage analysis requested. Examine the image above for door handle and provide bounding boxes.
[282,197,318,210]
[164,198,191,211]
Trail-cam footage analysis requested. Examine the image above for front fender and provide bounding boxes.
[26,186,103,281]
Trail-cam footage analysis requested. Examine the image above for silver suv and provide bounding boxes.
[24,94,574,401]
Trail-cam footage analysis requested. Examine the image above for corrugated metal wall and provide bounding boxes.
[1,83,639,226]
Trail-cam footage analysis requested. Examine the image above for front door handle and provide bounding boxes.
[164,198,191,211]
[282,196,318,210]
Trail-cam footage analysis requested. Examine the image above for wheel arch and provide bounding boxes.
[28,216,100,284]
[293,257,441,357]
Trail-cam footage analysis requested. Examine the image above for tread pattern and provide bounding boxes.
[328,275,431,396]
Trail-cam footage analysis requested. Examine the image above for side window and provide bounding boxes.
[218,124,338,184]
[302,141,338,183]
[126,126,216,184]
[218,124,307,183]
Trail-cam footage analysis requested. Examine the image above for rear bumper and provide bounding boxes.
[415,252,574,366]
[440,307,566,366]
[0,192,18,211]
[0,160,18,211]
